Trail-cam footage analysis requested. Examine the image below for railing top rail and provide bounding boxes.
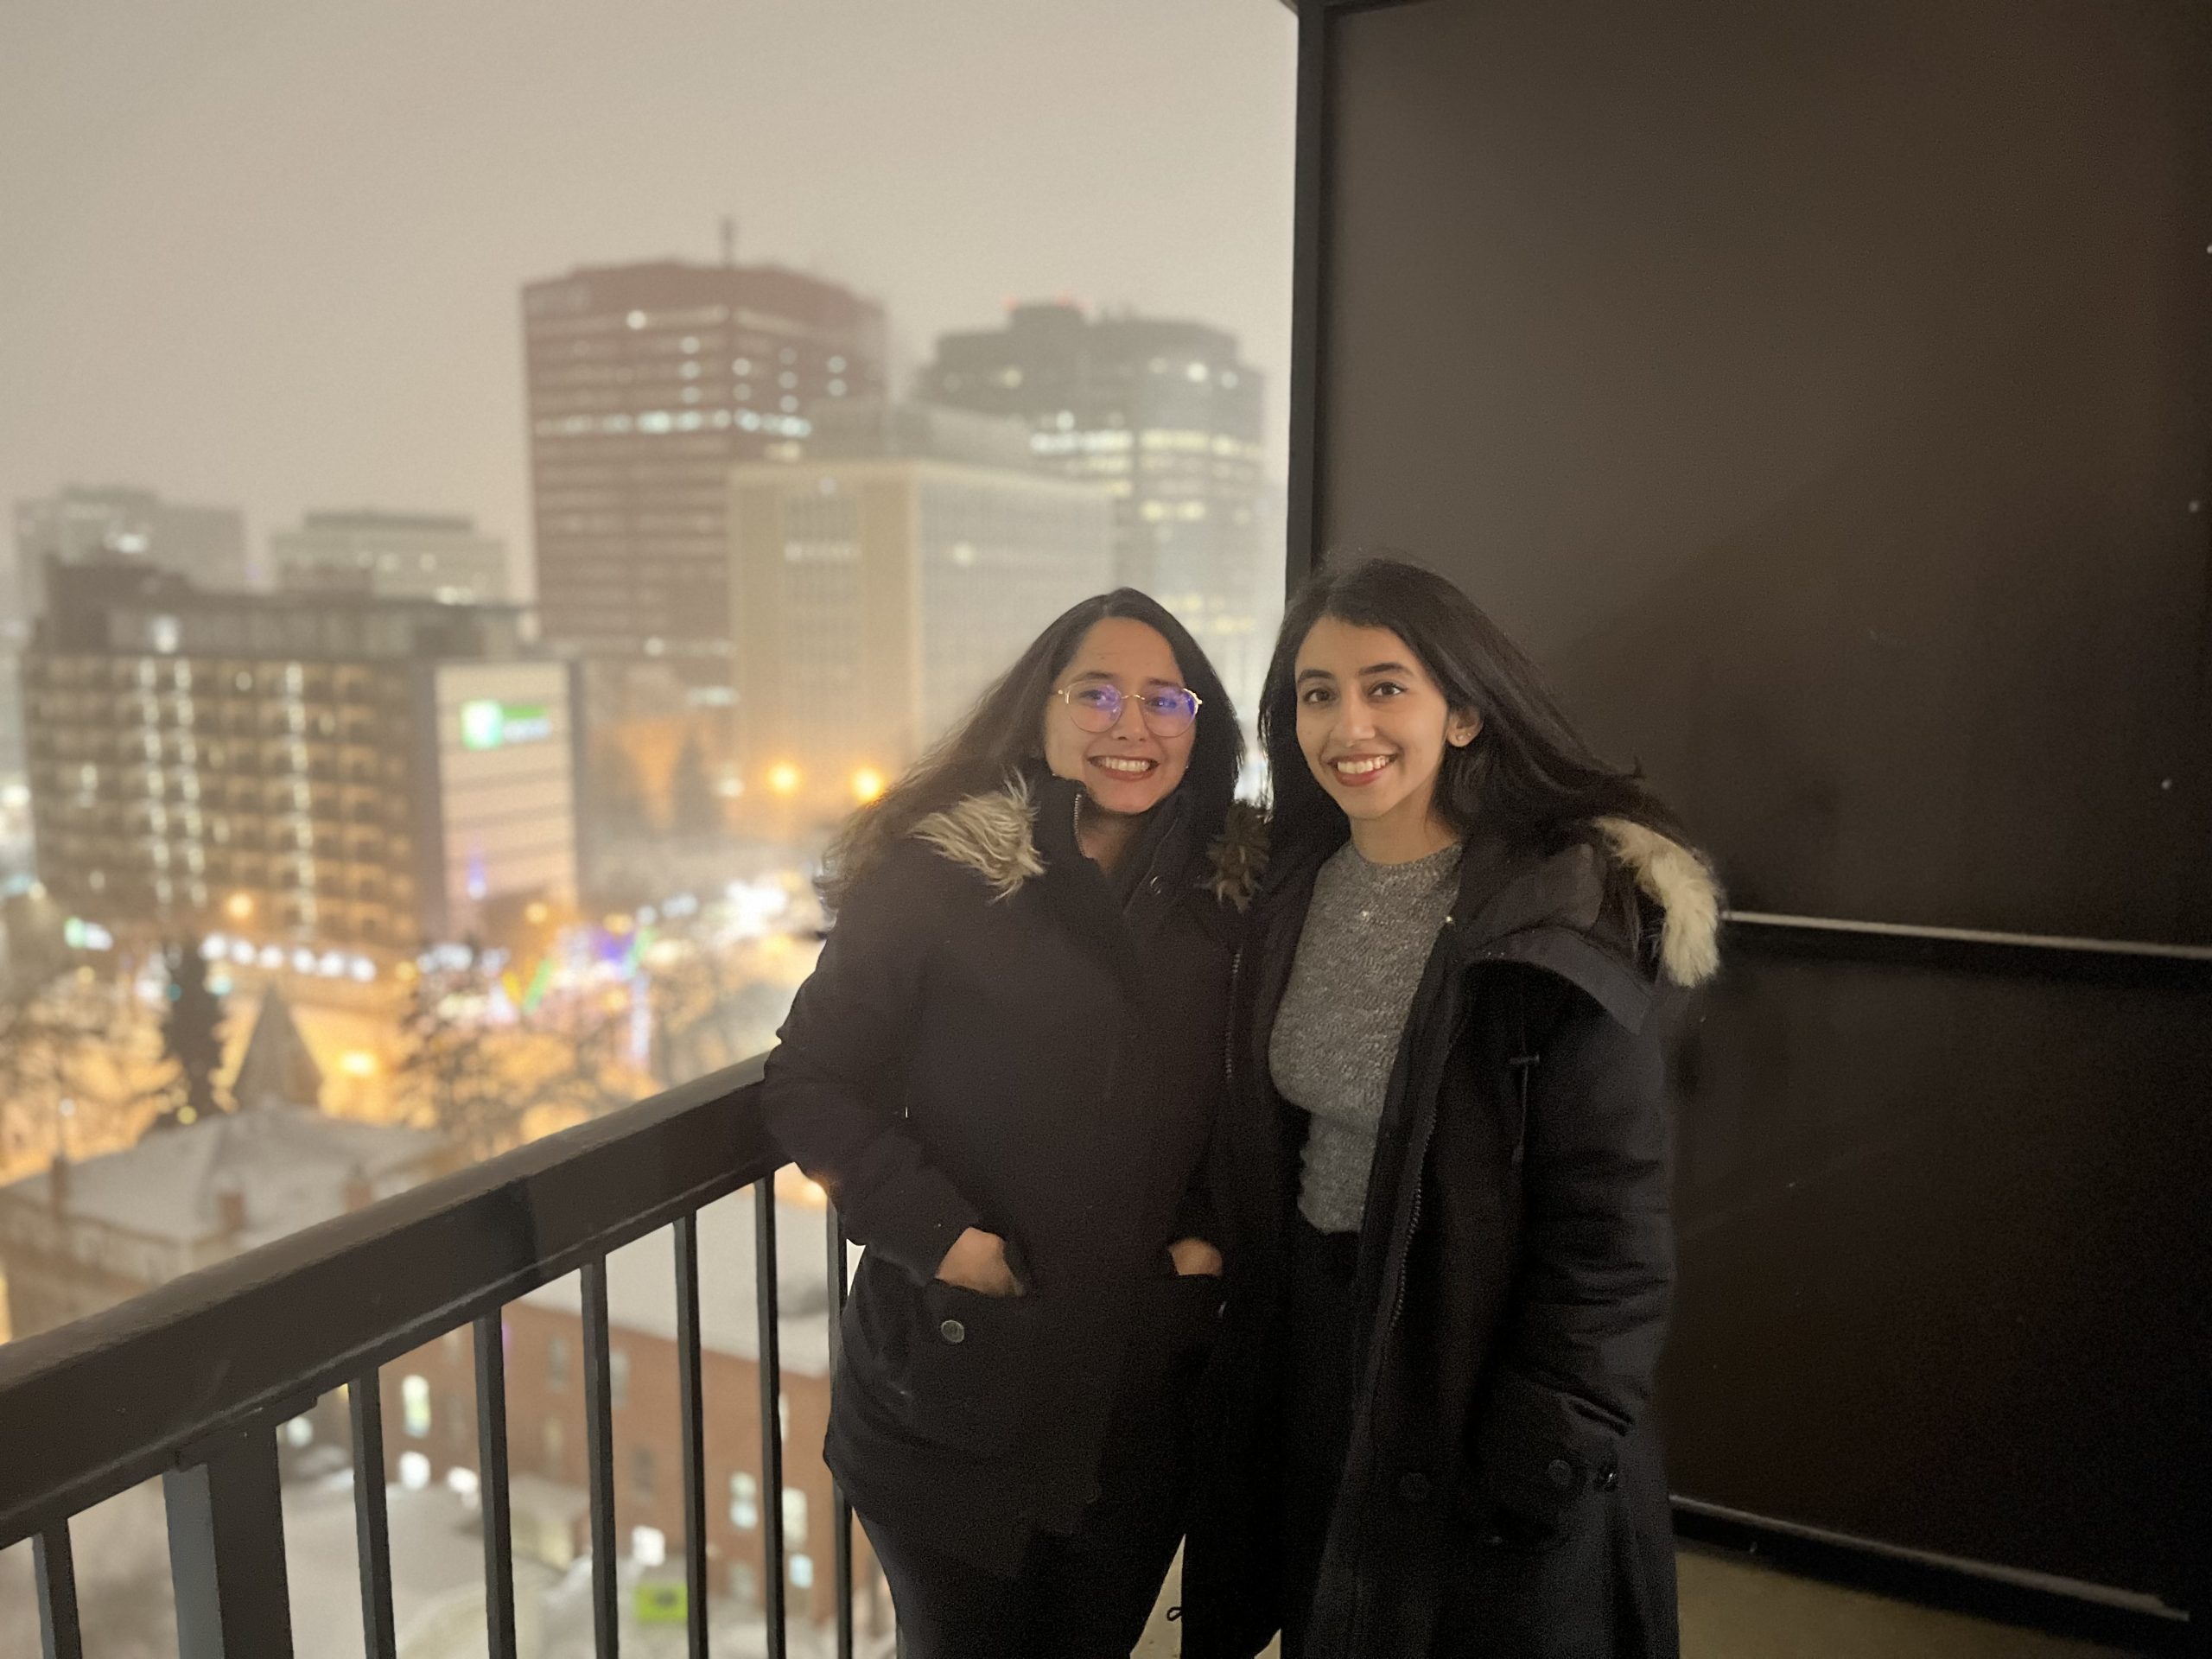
[0,1055,781,1548]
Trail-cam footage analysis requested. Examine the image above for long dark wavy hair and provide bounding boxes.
[822,588,1243,909]
[1260,555,1688,878]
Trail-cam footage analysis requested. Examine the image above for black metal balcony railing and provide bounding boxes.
[0,1055,865,1659]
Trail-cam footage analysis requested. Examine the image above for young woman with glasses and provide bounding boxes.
[762,589,1262,1658]
[1181,556,1720,1659]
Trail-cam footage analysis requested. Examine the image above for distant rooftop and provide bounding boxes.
[296,510,480,535]
[798,399,1039,469]
[521,1192,836,1377]
[0,1108,447,1253]
[32,560,529,660]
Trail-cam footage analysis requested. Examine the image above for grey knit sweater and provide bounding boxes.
[1269,839,1463,1234]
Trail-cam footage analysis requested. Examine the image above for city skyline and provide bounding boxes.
[0,1,1298,600]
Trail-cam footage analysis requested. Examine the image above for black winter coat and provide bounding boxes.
[761,771,1262,1575]
[1182,817,1721,1659]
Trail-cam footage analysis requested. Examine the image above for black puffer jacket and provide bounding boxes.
[1182,817,1720,1659]
[761,770,1262,1574]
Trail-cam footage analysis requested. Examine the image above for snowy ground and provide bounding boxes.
[0,1465,891,1659]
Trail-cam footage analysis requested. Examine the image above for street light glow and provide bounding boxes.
[766,762,801,797]
[225,892,255,922]
[852,766,886,804]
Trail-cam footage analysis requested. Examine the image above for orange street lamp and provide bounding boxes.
[226,892,255,922]
[766,762,801,798]
[852,766,886,804]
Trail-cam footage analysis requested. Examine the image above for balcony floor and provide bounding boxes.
[1135,1544,2148,1658]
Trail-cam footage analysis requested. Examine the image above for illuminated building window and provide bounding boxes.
[401,1374,432,1439]
[729,1471,760,1529]
[782,1488,808,1548]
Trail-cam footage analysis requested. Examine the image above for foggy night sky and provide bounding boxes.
[0,1,1296,597]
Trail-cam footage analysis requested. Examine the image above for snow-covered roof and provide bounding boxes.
[520,1193,840,1378]
[0,1109,447,1250]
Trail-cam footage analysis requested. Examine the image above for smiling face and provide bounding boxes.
[1294,615,1480,859]
[1042,617,1198,817]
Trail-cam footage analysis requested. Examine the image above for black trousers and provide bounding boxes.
[861,1499,1185,1659]
[1279,1215,1362,1659]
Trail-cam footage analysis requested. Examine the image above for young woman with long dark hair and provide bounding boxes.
[1182,556,1719,1659]
[761,589,1262,1658]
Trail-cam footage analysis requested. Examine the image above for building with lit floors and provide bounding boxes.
[918,301,1274,713]
[521,258,887,726]
[728,400,1114,823]
[19,563,582,970]
[272,509,509,605]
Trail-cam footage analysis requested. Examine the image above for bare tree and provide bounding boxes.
[391,955,524,1160]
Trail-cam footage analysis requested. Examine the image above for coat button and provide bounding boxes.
[938,1319,966,1344]
[1546,1458,1574,1489]
[1396,1472,1432,1504]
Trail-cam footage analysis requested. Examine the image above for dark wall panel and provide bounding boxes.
[1311,0,2212,1611]
[1319,0,2212,942]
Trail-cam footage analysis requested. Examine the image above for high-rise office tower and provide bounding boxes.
[520,260,887,718]
[918,302,1272,713]
[728,401,1114,821]
[273,510,508,605]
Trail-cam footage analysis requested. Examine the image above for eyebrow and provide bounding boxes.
[1296,660,1416,683]
[1069,670,1183,689]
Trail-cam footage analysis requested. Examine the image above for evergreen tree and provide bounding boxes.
[149,938,227,1130]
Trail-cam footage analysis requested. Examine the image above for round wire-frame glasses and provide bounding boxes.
[1053,683,1204,737]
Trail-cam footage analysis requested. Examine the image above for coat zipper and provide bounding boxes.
[1387,948,1498,1331]
[1222,944,1243,1093]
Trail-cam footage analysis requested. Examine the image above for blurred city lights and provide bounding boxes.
[852,766,886,804]
[766,762,801,797]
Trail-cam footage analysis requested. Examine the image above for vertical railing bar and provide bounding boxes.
[33,1520,83,1659]
[164,1427,296,1657]
[754,1178,787,1658]
[474,1313,518,1659]
[673,1212,711,1659]
[825,1204,855,1659]
[582,1256,621,1658]
[348,1375,398,1659]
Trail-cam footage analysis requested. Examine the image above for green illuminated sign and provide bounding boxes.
[460,700,553,750]
[635,1582,688,1624]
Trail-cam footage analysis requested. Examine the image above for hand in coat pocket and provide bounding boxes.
[934,1226,1024,1296]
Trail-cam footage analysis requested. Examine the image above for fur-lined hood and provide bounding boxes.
[911,774,1268,911]
[1591,816,1722,988]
